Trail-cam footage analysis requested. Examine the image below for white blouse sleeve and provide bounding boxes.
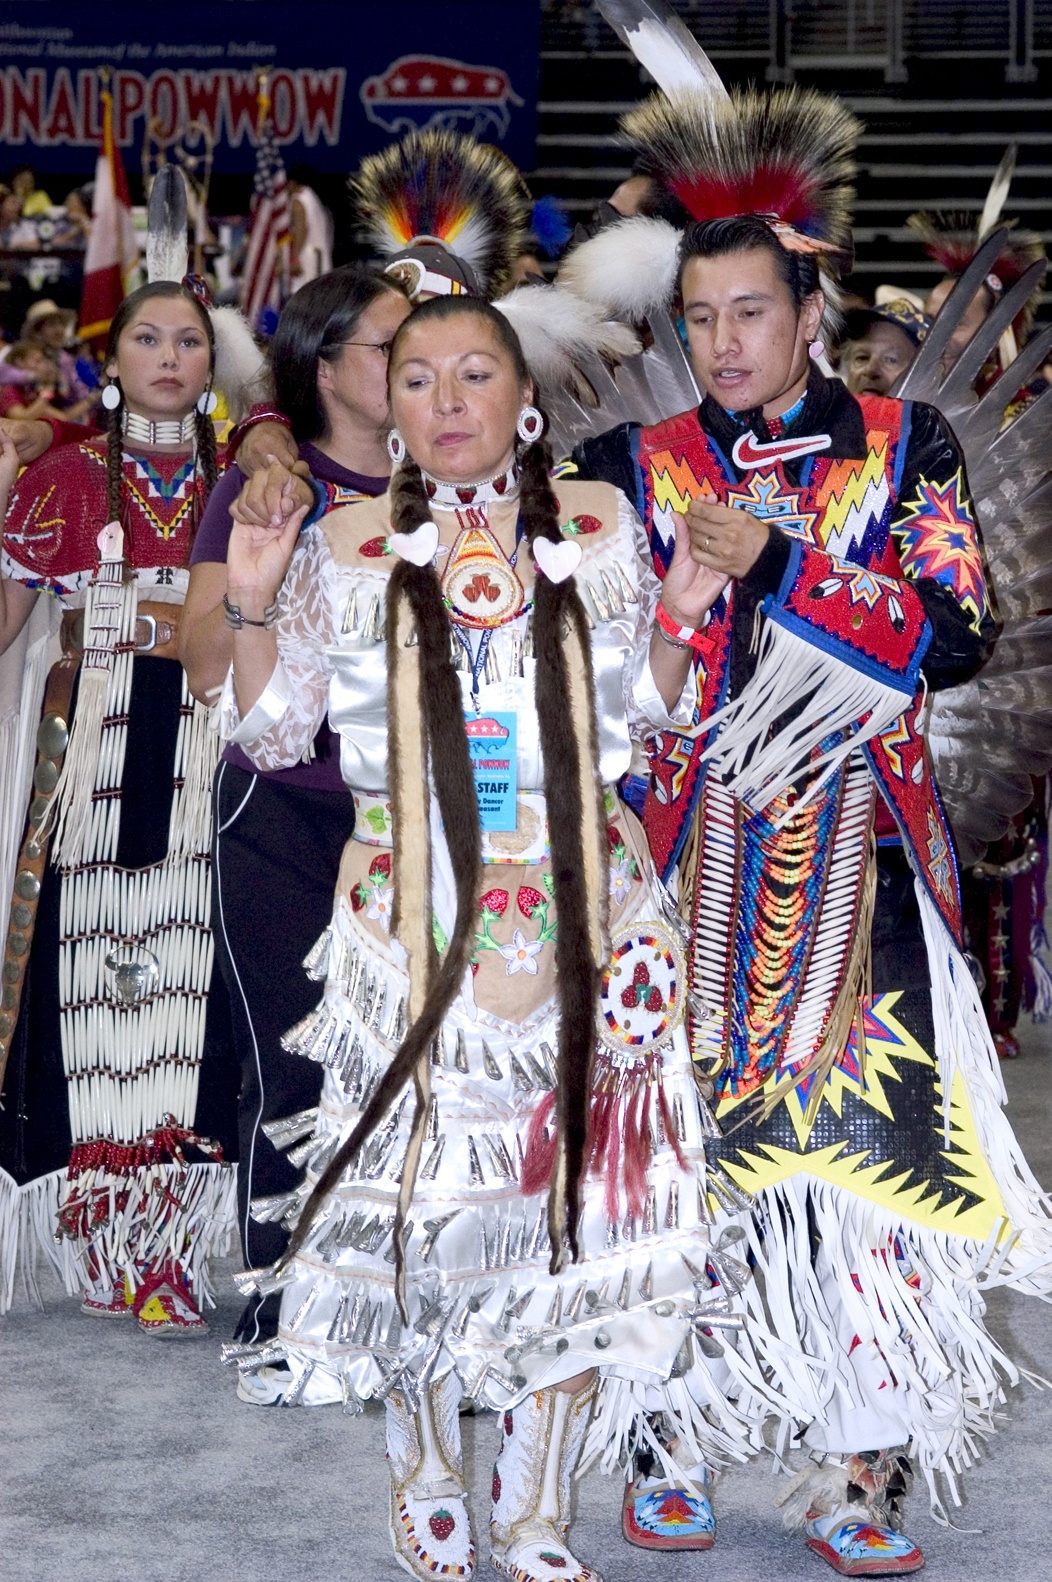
[218,523,339,770]
[616,490,697,738]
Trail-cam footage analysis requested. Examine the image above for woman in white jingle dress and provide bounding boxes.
[220,296,764,1582]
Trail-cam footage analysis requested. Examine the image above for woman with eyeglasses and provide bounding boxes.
[179,265,411,1364]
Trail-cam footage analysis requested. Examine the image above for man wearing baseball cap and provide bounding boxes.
[838,299,930,397]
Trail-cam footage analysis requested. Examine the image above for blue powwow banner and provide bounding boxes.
[0,2,539,172]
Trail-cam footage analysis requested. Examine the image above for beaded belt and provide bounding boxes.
[352,789,550,866]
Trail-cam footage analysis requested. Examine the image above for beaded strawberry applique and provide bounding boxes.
[621,960,664,1014]
[429,1509,456,1541]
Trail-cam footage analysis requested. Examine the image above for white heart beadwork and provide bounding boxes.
[388,520,440,566]
[532,536,582,584]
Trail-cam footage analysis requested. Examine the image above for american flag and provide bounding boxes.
[239,103,289,325]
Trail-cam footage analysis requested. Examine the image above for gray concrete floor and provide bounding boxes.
[3,1021,1052,1582]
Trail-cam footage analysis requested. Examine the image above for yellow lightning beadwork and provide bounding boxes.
[717,992,1006,1239]
[815,442,891,557]
[651,452,713,517]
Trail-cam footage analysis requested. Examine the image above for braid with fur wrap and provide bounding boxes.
[519,435,609,1267]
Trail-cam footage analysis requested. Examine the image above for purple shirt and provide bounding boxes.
[192,440,387,791]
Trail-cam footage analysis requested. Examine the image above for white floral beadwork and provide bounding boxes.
[367,884,395,932]
[499,929,543,976]
[609,858,634,908]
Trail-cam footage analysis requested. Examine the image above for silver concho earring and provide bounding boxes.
[516,405,544,444]
[197,388,218,416]
[101,382,122,411]
[386,428,407,464]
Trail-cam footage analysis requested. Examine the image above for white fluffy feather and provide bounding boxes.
[209,305,270,422]
[496,284,640,403]
[557,216,682,320]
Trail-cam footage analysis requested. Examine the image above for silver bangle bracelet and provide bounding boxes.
[223,593,279,630]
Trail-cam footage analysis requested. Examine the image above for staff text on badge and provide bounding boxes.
[465,712,518,832]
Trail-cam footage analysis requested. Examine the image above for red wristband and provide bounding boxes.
[226,403,292,462]
[655,602,714,653]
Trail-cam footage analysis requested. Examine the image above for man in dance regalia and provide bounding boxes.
[559,8,1052,1570]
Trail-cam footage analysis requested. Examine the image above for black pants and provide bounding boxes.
[210,760,355,1338]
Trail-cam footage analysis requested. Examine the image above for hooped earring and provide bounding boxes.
[808,339,826,361]
[386,428,407,464]
[516,405,544,444]
[197,388,218,416]
[101,382,122,411]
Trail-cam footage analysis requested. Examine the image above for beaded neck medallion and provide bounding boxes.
[426,465,525,629]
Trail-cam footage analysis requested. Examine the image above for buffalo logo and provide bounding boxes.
[360,55,523,139]
[465,716,510,746]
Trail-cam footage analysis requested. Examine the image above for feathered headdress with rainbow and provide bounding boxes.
[349,129,532,301]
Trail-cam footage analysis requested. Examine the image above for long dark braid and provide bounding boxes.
[282,457,482,1271]
[104,391,125,528]
[191,402,219,541]
[518,431,606,1264]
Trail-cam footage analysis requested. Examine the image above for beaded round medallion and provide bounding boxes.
[599,919,687,1055]
[441,525,524,628]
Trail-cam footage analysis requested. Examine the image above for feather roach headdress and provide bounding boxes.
[621,87,859,264]
[350,129,532,300]
[907,146,1047,353]
[559,0,860,336]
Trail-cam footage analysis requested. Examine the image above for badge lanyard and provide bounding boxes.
[450,508,530,713]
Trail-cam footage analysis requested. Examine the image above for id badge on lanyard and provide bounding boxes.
[465,710,518,832]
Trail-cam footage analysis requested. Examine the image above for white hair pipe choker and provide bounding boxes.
[122,410,197,447]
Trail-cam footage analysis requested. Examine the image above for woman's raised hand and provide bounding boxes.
[0,430,21,506]
[227,491,310,609]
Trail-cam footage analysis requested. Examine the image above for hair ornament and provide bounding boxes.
[182,271,215,309]
[533,535,582,584]
[388,519,440,567]
[351,128,532,300]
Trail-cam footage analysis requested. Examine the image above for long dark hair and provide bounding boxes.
[102,280,218,531]
[270,265,406,443]
[284,295,606,1284]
